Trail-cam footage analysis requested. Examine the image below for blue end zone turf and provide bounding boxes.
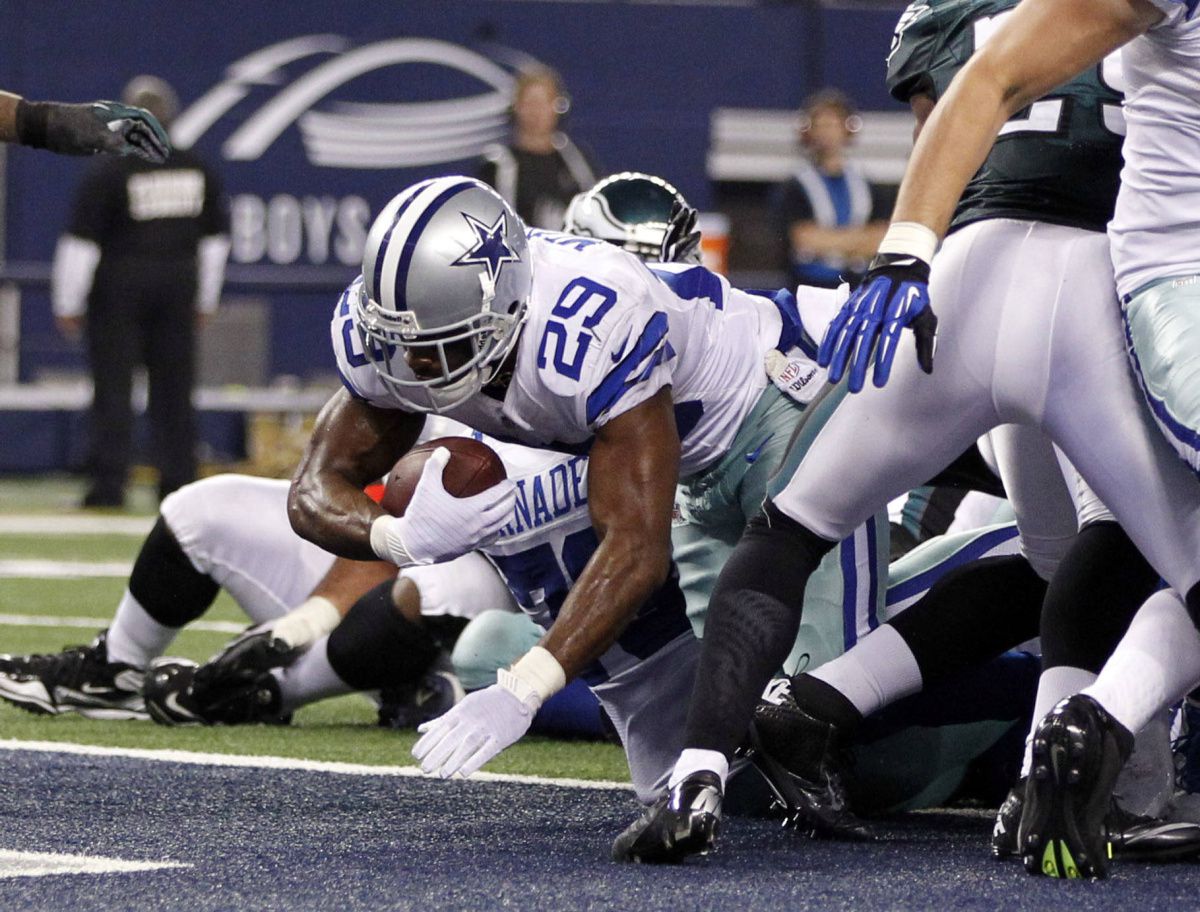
[0,747,1192,910]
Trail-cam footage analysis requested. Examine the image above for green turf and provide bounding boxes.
[0,497,633,785]
[0,534,145,562]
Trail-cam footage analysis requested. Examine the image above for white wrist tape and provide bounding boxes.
[497,646,567,711]
[877,221,939,265]
[271,596,340,649]
[369,515,416,567]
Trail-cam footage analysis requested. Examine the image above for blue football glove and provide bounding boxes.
[817,253,937,393]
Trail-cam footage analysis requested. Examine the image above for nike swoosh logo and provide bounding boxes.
[745,434,774,464]
[79,682,117,695]
[164,690,198,721]
[611,332,632,363]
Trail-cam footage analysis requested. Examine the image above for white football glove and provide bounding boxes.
[370,446,516,567]
[411,682,535,778]
[412,647,565,778]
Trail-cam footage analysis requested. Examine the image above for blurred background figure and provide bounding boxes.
[772,89,894,289]
[51,75,230,508]
[478,66,599,229]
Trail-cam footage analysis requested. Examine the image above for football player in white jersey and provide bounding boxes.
[288,175,889,787]
[627,0,1200,878]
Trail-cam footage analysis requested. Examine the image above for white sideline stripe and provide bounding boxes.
[0,560,132,578]
[0,614,245,635]
[0,739,633,792]
[0,516,154,535]
[0,849,190,878]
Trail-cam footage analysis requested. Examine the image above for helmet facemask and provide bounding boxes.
[354,283,527,414]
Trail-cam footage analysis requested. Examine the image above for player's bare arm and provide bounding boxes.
[894,0,1160,236]
[0,92,19,143]
[288,389,425,560]
[310,555,399,612]
[539,387,680,679]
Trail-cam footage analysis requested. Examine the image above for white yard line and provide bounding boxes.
[0,559,133,578]
[0,739,633,792]
[0,516,154,536]
[0,849,189,879]
[0,613,245,635]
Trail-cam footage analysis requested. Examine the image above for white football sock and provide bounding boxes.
[106,591,178,667]
[273,635,353,712]
[1019,665,1097,777]
[669,749,729,789]
[1082,589,1200,735]
[810,624,923,718]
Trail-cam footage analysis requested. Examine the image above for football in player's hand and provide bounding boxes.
[380,437,507,517]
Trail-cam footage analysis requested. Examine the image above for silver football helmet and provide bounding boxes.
[356,177,532,413]
[563,172,698,263]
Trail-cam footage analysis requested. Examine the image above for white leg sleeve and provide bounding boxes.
[160,475,336,625]
[1083,589,1200,736]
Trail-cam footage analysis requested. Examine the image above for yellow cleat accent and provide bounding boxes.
[1041,844,1060,878]
[1060,842,1080,879]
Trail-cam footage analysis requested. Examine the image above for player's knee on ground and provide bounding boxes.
[127,515,219,628]
[326,580,442,691]
[451,610,543,691]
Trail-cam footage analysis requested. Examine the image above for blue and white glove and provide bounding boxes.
[412,647,565,778]
[817,223,939,393]
[370,446,516,567]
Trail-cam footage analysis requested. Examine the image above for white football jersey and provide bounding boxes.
[335,230,809,478]
[1108,2,1200,296]
[425,418,691,683]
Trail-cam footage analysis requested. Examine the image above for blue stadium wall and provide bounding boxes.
[2,0,903,383]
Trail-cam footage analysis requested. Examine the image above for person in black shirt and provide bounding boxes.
[477,67,598,230]
[51,76,229,507]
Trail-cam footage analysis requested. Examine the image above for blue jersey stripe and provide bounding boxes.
[840,533,858,651]
[584,312,670,425]
[865,515,879,631]
[886,524,1020,607]
[648,265,725,309]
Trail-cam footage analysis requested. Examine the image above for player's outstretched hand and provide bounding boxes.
[660,200,702,265]
[817,253,937,393]
[374,447,516,566]
[17,99,170,163]
[412,681,536,779]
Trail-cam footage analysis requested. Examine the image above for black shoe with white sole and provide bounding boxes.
[0,631,145,720]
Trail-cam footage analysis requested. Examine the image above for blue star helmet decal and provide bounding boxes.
[451,211,521,282]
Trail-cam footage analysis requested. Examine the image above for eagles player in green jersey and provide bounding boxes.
[887,0,1124,234]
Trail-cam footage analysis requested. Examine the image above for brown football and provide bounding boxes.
[379,437,507,517]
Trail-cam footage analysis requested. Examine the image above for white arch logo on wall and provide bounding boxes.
[171,35,517,169]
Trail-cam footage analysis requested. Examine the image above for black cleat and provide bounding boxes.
[1109,804,1200,862]
[992,779,1025,858]
[748,688,874,841]
[611,771,723,864]
[1020,694,1134,880]
[378,670,465,730]
[200,630,300,683]
[143,657,289,726]
[994,776,1199,863]
[0,632,145,719]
